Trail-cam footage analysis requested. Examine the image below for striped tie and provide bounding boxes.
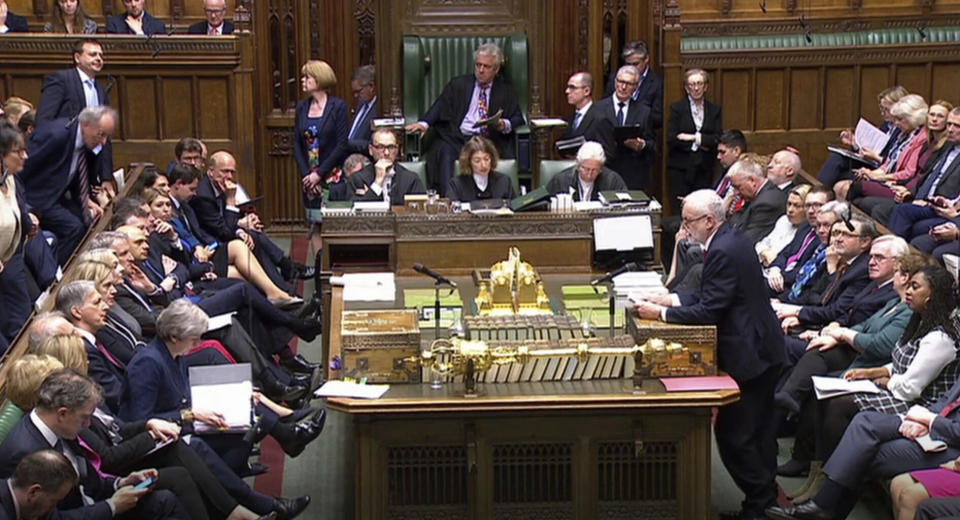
[477,86,489,136]
[77,149,92,224]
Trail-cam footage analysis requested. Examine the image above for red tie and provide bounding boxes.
[96,341,123,369]
[76,437,116,478]
[940,395,960,417]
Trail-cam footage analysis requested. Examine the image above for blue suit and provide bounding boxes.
[665,223,784,518]
[21,119,105,265]
[347,97,378,155]
[105,11,166,35]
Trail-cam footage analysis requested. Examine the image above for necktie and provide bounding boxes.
[83,78,97,107]
[349,102,369,139]
[785,230,817,271]
[820,262,850,305]
[572,111,582,130]
[921,146,958,199]
[75,437,116,478]
[96,340,124,370]
[76,148,92,224]
[787,244,826,300]
[617,102,625,126]
[940,393,960,417]
[477,86,489,136]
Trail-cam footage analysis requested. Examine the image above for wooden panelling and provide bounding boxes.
[161,78,194,139]
[121,78,158,138]
[896,64,929,99]
[197,78,230,138]
[680,0,960,22]
[858,66,891,120]
[789,68,820,130]
[755,69,785,130]
[931,64,960,104]
[823,67,855,129]
[718,70,750,130]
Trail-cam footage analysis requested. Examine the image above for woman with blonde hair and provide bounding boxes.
[5,354,65,411]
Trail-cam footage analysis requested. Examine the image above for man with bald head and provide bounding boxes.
[190,150,313,284]
[26,311,78,352]
[188,0,234,35]
[767,149,802,191]
[726,158,788,244]
[22,106,117,265]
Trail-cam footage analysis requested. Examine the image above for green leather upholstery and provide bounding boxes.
[398,161,428,191]
[538,160,576,190]
[0,401,24,445]
[453,159,519,193]
[681,26,960,51]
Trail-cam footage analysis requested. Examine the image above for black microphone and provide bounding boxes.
[590,262,638,286]
[413,263,457,288]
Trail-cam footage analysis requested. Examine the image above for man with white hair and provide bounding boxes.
[544,141,627,201]
[595,64,656,190]
[635,189,784,520]
[767,149,802,190]
[405,43,525,196]
[727,158,788,243]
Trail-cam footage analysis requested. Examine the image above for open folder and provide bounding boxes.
[189,363,253,434]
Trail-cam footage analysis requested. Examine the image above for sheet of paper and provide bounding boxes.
[205,312,236,332]
[234,183,252,205]
[915,433,948,453]
[190,364,252,432]
[573,201,604,211]
[354,200,390,212]
[593,215,654,251]
[529,118,569,127]
[660,376,739,392]
[943,254,959,284]
[812,375,881,400]
[315,380,390,399]
[854,118,890,154]
[341,272,396,302]
[113,168,125,191]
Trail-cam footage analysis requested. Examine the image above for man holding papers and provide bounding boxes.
[634,189,783,520]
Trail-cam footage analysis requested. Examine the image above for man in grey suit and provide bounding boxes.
[348,128,425,204]
[727,158,787,244]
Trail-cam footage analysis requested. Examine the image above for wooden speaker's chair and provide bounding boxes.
[402,33,530,174]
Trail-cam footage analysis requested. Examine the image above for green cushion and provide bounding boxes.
[0,401,24,446]
[453,159,519,193]
[681,25,960,52]
[538,160,576,190]
[398,161,428,191]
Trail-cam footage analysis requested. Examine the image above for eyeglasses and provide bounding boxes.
[615,78,638,87]
[565,84,585,91]
[204,8,226,14]
[681,214,708,226]
[830,229,862,239]
[371,144,398,151]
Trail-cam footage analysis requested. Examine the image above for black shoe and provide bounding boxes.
[274,495,310,520]
[263,379,309,403]
[278,412,325,457]
[281,353,321,373]
[293,264,316,280]
[295,295,321,320]
[239,461,270,477]
[289,319,323,343]
[777,458,810,477]
[256,513,278,520]
[765,501,833,520]
[774,391,801,415]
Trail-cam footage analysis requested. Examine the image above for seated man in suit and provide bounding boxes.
[188,0,234,35]
[190,150,314,283]
[405,42,524,197]
[0,369,186,519]
[165,136,206,175]
[106,0,166,35]
[545,141,627,201]
[602,40,664,129]
[726,157,788,244]
[346,65,377,156]
[767,149,802,191]
[765,186,835,294]
[0,450,77,520]
[778,201,850,305]
[348,128,425,204]
[557,72,614,159]
[328,153,369,201]
[595,65,656,190]
[21,106,116,265]
[634,189,784,520]
[0,1,29,33]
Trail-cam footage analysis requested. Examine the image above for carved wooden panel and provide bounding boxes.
[931,64,960,104]
[823,67,855,128]
[895,64,929,98]
[858,65,891,120]
[789,68,820,129]
[122,78,159,138]
[161,78,194,138]
[718,69,750,130]
[198,78,231,138]
[755,69,785,130]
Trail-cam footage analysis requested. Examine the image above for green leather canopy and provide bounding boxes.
[681,26,960,51]
[538,160,576,190]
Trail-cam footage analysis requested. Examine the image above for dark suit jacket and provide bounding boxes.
[79,414,155,476]
[795,253,872,326]
[729,180,787,244]
[84,337,126,415]
[347,163,426,204]
[544,166,628,202]
[665,224,785,383]
[594,95,656,190]
[21,119,105,215]
[187,20,235,35]
[3,12,29,32]
[666,98,722,172]
[769,222,818,286]
[189,175,240,243]
[121,339,191,423]
[838,279,898,327]
[171,197,218,250]
[447,171,516,202]
[421,74,525,159]
[911,145,960,199]
[558,101,615,159]
[292,96,349,178]
[105,11,166,35]
[0,416,115,520]
[97,311,146,366]
[347,98,378,155]
[603,66,664,129]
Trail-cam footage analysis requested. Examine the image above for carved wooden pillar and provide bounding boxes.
[661,0,681,215]
[169,0,185,23]
[31,0,47,16]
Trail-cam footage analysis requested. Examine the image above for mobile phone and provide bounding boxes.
[925,198,948,208]
[133,477,155,490]
[208,241,220,252]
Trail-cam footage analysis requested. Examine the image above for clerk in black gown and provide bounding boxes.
[447,136,517,202]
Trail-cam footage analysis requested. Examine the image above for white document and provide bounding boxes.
[593,215,654,251]
[854,118,891,154]
[354,200,390,212]
[812,375,882,400]
[234,183,252,205]
[341,272,396,302]
[189,363,252,433]
[315,380,390,399]
[529,118,568,128]
[113,168,125,191]
[915,433,949,453]
[573,201,604,211]
[943,254,959,284]
[205,312,236,332]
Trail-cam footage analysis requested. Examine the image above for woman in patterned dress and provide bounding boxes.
[293,60,348,255]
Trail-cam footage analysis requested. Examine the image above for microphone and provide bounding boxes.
[590,262,638,286]
[413,263,457,288]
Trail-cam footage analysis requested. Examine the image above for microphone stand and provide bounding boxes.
[607,279,616,337]
[433,281,455,339]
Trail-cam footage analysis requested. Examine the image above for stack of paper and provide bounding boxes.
[812,375,882,400]
[189,364,253,433]
[315,380,390,399]
[341,272,396,302]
